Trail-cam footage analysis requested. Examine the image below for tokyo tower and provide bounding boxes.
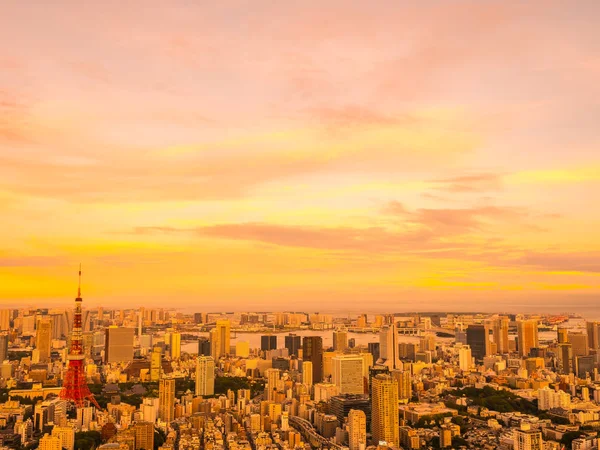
[60,266,101,409]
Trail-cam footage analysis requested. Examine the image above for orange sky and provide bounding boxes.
[1,1,599,312]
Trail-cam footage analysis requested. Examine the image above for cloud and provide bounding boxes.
[514,251,600,273]
[430,173,504,193]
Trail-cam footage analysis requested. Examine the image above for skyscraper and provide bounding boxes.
[285,334,301,357]
[195,356,215,396]
[517,320,539,358]
[458,345,473,372]
[558,343,573,375]
[210,320,231,359]
[265,368,281,402]
[158,378,175,424]
[198,337,211,356]
[371,374,399,447]
[36,318,53,363]
[303,336,323,383]
[392,369,412,402]
[261,335,277,351]
[466,324,490,361]
[302,361,313,387]
[104,327,134,364]
[333,329,348,352]
[586,321,600,351]
[0,333,9,362]
[492,317,510,354]
[348,409,367,450]
[150,347,162,382]
[568,332,589,357]
[379,323,398,369]
[170,331,181,359]
[332,355,364,395]
[0,310,10,331]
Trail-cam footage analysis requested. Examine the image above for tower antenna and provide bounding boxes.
[78,263,82,298]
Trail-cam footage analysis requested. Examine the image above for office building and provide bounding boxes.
[195,356,215,396]
[261,335,277,351]
[158,378,175,423]
[303,336,323,383]
[330,394,371,432]
[332,355,364,395]
[492,317,510,354]
[379,323,398,369]
[104,327,134,364]
[302,361,313,387]
[557,327,568,344]
[36,319,53,363]
[198,337,211,356]
[348,409,367,450]
[0,310,10,331]
[568,332,589,357]
[285,334,301,357]
[558,343,573,375]
[169,331,181,359]
[333,329,348,352]
[586,321,600,351]
[517,320,539,358]
[0,333,8,362]
[458,345,473,371]
[210,320,231,359]
[466,324,490,361]
[371,374,399,447]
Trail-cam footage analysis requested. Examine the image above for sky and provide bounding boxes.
[1,1,599,313]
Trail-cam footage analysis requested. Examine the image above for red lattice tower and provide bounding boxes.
[60,266,101,409]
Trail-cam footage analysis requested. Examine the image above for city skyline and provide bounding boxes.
[2,2,600,311]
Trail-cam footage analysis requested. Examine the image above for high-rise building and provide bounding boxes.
[36,319,53,363]
[392,370,412,402]
[586,321,600,351]
[492,317,510,354]
[303,336,323,383]
[261,335,277,351]
[379,323,398,369]
[134,422,154,450]
[104,327,134,364]
[0,333,8,362]
[158,378,175,424]
[150,347,162,381]
[39,433,61,450]
[302,361,313,387]
[348,409,367,450]
[330,394,371,432]
[265,368,281,402]
[513,423,543,450]
[285,334,301,357]
[458,345,473,371]
[0,310,10,331]
[558,343,573,375]
[210,320,231,359]
[195,356,215,396]
[170,331,181,359]
[198,337,211,356]
[466,324,490,361]
[538,387,571,411]
[557,327,569,344]
[371,374,399,447]
[333,329,348,352]
[51,426,75,450]
[332,355,364,395]
[517,320,539,358]
[568,332,589,357]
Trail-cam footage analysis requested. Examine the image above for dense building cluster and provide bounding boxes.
[0,304,599,450]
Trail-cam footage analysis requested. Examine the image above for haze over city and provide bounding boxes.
[1,1,599,312]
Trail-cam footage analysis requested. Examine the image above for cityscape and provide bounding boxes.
[0,279,598,450]
[2,2,600,450]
